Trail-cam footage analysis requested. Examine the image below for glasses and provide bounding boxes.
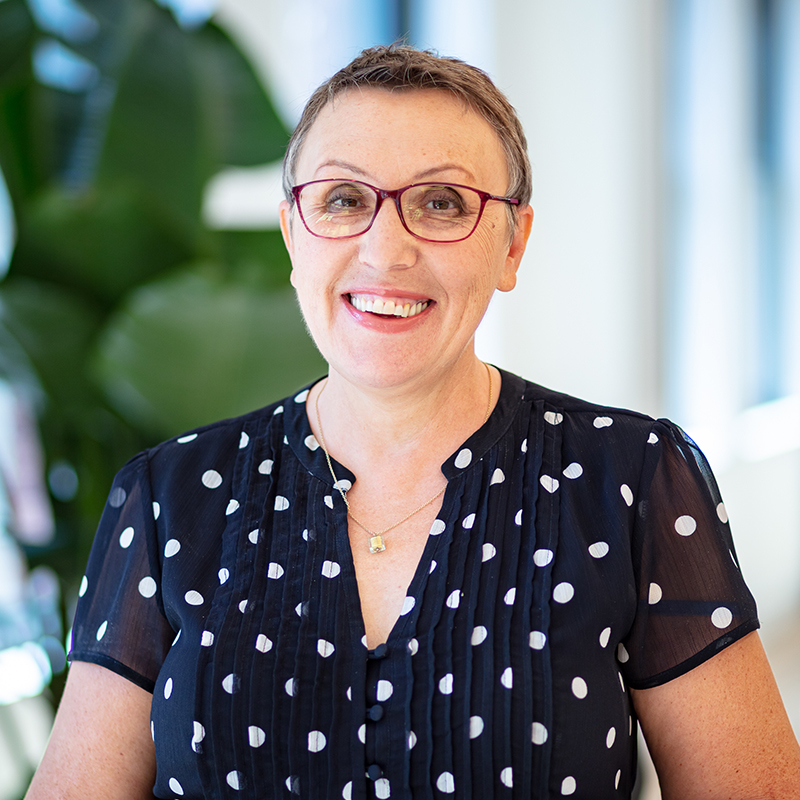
[291,179,519,243]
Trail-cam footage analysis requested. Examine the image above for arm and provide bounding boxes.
[25,661,158,800]
[632,631,800,799]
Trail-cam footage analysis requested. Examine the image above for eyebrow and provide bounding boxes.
[314,160,478,185]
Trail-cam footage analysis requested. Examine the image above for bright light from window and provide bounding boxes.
[0,642,52,705]
[155,0,217,29]
[28,0,98,42]
[0,169,13,279]
[33,38,99,93]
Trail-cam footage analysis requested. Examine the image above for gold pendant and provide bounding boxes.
[368,535,386,554]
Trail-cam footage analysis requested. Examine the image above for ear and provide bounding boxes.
[279,200,298,287]
[497,204,533,293]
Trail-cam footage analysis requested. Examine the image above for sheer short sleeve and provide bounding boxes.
[621,420,759,689]
[68,450,173,692]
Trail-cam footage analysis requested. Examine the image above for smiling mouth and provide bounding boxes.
[348,294,431,318]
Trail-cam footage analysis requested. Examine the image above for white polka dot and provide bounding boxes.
[648,583,663,604]
[165,539,180,557]
[490,468,505,485]
[711,606,733,629]
[374,778,390,799]
[540,475,559,493]
[138,577,157,598]
[571,677,588,699]
[285,775,299,795]
[430,519,446,536]
[553,582,574,603]
[408,731,417,749]
[533,548,553,567]
[544,411,563,425]
[436,772,455,793]
[563,462,583,479]
[469,716,484,738]
[239,431,249,449]
[172,629,181,646]
[462,513,476,529]
[439,673,454,694]
[202,470,222,489]
[285,678,296,696]
[531,722,548,745]
[96,620,108,641]
[342,781,353,800]
[599,627,611,648]
[400,596,416,615]
[258,459,273,474]
[248,529,259,544]
[317,639,335,658]
[238,600,248,613]
[218,568,230,584]
[153,502,161,519]
[185,590,204,606]
[318,560,340,579]
[408,638,419,655]
[357,724,366,744]
[119,527,134,548]
[334,479,352,492]
[192,721,205,752]
[361,635,368,648]
[606,727,616,748]
[177,434,197,443]
[164,677,173,699]
[446,590,461,609]
[304,434,320,451]
[255,634,272,652]
[294,389,309,403]
[588,541,609,559]
[619,672,626,692]
[308,731,326,752]
[530,631,547,650]
[377,680,393,701]
[717,502,728,523]
[226,771,243,790]
[593,416,613,429]
[504,587,516,605]
[296,602,308,617]
[79,575,88,597]
[223,674,238,694]
[454,448,472,468]
[274,496,290,511]
[324,495,334,509]
[482,542,497,561]
[617,643,630,663]
[472,625,488,646]
[225,499,240,515]
[201,631,214,647]
[514,509,523,526]
[273,405,284,415]
[429,560,437,573]
[521,438,527,453]
[248,726,265,747]
[108,487,127,507]
[501,667,513,689]
[302,529,310,541]
[615,770,621,789]
[620,484,634,506]
[675,515,697,536]
[267,563,284,579]
[561,776,577,795]
[169,778,184,795]
[648,432,659,444]
[346,686,352,701]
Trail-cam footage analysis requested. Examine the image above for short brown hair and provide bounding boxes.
[282,44,532,224]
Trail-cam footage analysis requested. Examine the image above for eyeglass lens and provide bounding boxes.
[297,180,484,242]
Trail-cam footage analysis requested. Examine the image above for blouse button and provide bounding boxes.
[368,643,388,659]
[366,764,384,781]
[367,705,384,721]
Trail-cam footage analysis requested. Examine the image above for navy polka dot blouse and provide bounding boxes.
[69,370,758,799]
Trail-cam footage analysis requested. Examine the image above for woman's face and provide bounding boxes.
[280,88,532,391]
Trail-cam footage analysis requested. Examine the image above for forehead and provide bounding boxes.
[295,87,508,190]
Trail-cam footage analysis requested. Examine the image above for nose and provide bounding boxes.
[357,194,418,270]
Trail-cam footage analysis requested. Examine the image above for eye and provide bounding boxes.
[417,186,466,215]
[325,183,369,212]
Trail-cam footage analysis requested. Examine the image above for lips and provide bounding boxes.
[348,293,430,318]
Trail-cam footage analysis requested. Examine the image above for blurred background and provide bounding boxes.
[0,0,797,797]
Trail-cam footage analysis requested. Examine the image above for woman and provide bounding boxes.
[27,45,800,799]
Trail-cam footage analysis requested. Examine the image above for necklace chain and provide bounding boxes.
[314,363,493,553]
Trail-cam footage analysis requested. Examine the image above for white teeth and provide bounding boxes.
[349,295,429,318]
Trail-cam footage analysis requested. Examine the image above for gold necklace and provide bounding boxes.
[314,363,493,553]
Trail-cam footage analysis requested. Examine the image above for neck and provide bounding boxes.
[310,353,496,472]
